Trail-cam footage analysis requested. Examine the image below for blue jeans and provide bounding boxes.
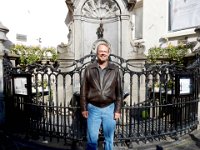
[86,103,116,150]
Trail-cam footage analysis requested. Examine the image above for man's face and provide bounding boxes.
[97,44,110,63]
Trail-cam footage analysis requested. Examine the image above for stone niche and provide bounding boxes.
[65,0,136,59]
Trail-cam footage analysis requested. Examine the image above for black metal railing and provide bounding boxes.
[3,53,200,148]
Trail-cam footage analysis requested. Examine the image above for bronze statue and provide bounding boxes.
[96,23,104,39]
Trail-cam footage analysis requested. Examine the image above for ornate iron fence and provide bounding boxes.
[3,53,199,148]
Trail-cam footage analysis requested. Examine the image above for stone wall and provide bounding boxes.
[65,0,140,60]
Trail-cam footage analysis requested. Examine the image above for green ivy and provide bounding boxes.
[147,43,191,64]
[147,47,163,63]
[10,44,58,65]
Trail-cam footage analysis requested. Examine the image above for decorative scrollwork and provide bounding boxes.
[82,0,120,19]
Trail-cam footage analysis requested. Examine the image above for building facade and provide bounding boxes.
[64,0,200,60]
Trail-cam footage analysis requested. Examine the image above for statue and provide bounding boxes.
[96,23,104,39]
[57,42,74,60]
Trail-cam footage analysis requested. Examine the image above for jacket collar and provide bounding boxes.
[90,60,115,70]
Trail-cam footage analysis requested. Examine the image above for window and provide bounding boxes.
[134,6,143,39]
[169,0,200,31]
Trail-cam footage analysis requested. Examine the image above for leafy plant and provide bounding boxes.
[10,44,58,66]
[147,47,164,63]
[42,47,58,62]
[37,79,48,89]
[147,43,191,64]
[166,79,175,89]
[154,81,164,88]
[153,79,175,92]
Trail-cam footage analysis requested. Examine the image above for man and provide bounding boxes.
[80,42,123,150]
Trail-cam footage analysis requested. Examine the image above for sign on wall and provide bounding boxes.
[175,73,194,96]
[169,0,200,31]
[14,77,28,95]
[12,74,32,96]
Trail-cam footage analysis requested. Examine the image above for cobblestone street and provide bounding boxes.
[1,129,200,150]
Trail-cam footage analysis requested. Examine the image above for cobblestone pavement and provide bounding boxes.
[1,129,200,150]
[114,129,200,150]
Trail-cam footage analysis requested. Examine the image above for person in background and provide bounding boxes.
[80,42,123,150]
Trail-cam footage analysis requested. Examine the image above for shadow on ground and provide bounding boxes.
[189,134,200,148]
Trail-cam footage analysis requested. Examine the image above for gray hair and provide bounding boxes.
[96,41,111,53]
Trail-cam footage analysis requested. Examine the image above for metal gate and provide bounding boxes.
[3,53,199,147]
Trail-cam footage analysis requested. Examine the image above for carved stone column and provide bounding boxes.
[0,22,9,125]
[120,15,132,58]
[57,43,75,105]
[57,42,74,71]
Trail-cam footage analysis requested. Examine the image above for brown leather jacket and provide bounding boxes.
[80,61,123,113]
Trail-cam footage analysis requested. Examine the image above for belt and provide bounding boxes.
[89,101,114,108]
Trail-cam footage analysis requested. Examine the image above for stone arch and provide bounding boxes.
[91,38,111,54]
[81,0,120,19]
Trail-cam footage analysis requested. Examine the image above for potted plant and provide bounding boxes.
[153,81,165,93]
[32,79,48,93]
[166,79,175,94]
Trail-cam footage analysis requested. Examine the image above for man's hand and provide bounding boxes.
[82,111,88,118]
[114,112,120,120]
